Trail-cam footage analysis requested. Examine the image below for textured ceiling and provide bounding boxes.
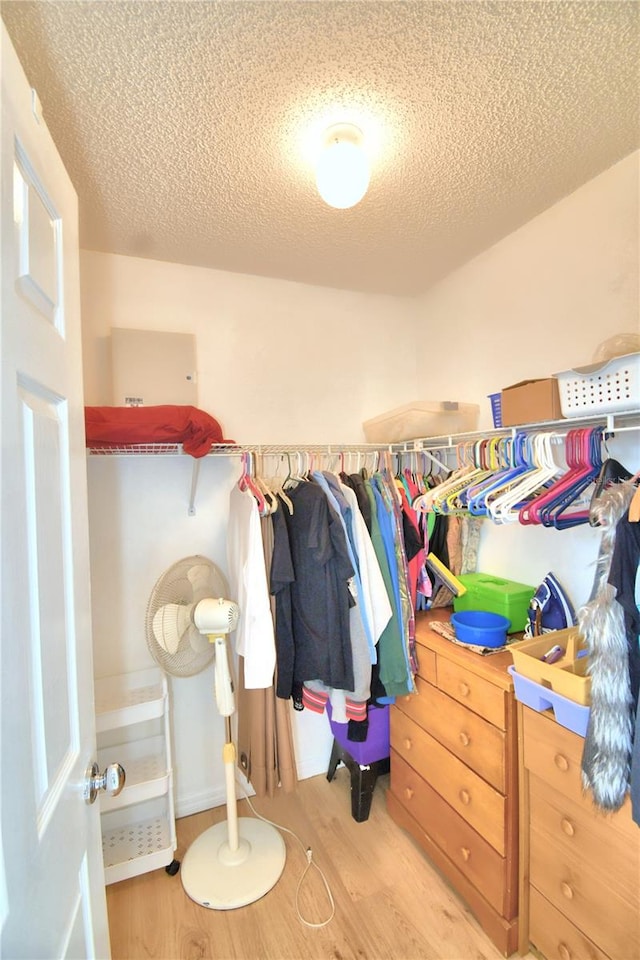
[2,1,638,296]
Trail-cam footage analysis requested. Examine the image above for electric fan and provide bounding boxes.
[145,555,286,910]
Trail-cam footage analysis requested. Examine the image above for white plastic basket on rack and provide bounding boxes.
[553,352,640,418]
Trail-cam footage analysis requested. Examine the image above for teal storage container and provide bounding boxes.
[452,573,535,634]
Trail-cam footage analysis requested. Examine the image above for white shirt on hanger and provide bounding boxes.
[227,483,276,688]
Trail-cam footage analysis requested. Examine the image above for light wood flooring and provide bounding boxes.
[106,770,536,960]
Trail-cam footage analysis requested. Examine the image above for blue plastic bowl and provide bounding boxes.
[450,610,511,648]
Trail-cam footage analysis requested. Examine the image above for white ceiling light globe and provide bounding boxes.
[315,124,370,210]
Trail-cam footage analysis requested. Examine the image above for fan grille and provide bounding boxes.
[145,555,230,677]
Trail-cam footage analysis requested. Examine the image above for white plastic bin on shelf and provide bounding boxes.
[101,795,176,884]
[95,667,166,732]
[554,352,640,418]
[363,400,479,444]
[98,735,170,811]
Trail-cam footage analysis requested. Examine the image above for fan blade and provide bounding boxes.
[152,603,194,655]
[187,563,215,602]
[188,626,211,654]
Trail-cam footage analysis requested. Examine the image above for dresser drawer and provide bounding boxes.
[529,774,640,909]
[522,706,585,802]
[390,751,512,917]
[529,887,610,960]
[416,645,437,684]
[391,708,506,854]
[395,676,506,792]
[530,820,639,960]
[436,656,507,729]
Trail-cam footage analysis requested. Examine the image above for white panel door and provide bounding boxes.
[1,23,111,959]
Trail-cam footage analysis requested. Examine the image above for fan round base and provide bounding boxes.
[180,817,286,910]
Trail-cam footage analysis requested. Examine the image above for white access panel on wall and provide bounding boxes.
[111,328,198,406]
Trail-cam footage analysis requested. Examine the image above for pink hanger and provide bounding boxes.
[238,451,268,516]
[519,428,601,527]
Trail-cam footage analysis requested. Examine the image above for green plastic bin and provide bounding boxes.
[452,573,535,634]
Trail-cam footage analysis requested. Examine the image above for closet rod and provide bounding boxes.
[85,411,639,515]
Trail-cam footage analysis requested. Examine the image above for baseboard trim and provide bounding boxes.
[175,758,328,819]
[176,786,226,819]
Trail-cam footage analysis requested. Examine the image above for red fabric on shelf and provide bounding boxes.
[85,405,234,458]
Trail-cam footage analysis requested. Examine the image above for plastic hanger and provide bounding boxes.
[520,428,603,529]
[588,455,633,524]
[417,441,476,514]
[466,435,529,515]
[518,430,582,525]
[238,451,268,516]
[439,440,493,514]
[544,427,603,529]
[254,454,278,515]
[265,454,294,514]
[488,431,562,524]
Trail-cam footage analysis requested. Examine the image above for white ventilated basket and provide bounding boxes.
[554,353,640,418]
[101,795,176,884]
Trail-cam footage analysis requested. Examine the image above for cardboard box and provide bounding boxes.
[500,378,563,426]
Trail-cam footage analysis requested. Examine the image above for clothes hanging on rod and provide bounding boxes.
[276,479,355,694]
[367,471,415,695]
[227,469,298,798]
[235,453,421,724]
[302,470,392,723]
[235,511,298,798]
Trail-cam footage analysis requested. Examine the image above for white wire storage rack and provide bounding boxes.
[86,411,640,516]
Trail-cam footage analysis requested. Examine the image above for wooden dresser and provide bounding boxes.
[518,704,640,960]
[386,611,519,956]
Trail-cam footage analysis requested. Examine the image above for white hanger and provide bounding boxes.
[488,432,563,524]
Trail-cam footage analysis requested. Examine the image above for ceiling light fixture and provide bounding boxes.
[315,123,369,210]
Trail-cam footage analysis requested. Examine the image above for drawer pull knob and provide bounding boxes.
[561,818,575,837]
[404,787,414,801]
[558,943,571,960]
[459,682,471,697]
[461,847,471,862]
[459,789,471,805]
[554,753,570,772]
[403,738,413,751]
[459,732,470,747]
[561,881,574,900]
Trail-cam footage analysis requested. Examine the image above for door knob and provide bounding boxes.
[84,761,126,805]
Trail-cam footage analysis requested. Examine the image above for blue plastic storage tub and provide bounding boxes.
[450,610,510,648]
[508,666,590,737]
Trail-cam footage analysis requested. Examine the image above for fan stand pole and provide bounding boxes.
[180,636,286,910]
[223,718,239,853]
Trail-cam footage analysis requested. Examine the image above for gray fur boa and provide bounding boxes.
[580,480,636,810]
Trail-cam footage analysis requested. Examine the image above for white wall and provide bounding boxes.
[414,150,640,609]
[81,257,418,814]
[81,150,639,817]
[414,151,639,431]
[81,253,417,443]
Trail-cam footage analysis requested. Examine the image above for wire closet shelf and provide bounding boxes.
[85,411,640,460]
